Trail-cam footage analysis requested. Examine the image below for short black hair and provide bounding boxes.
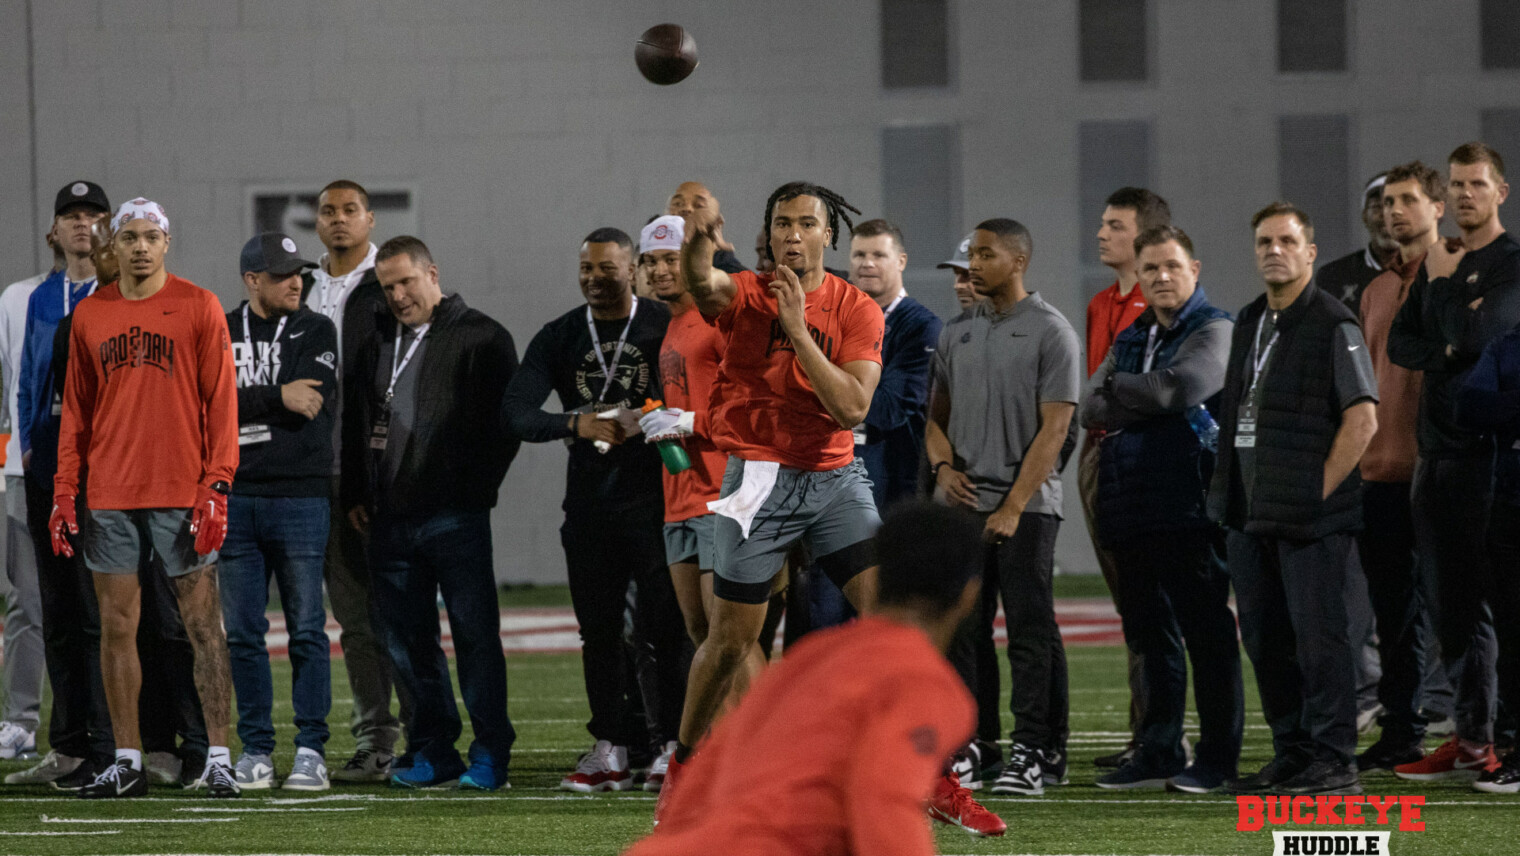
[375,235,433,267]
[876,501,983,613]
[851,218,906,252]
[320,179,370,209]
[582,227,634,254]
[1134,225,1195,260]
[1104,187,1171,233]
[973,217,1034,264]
[1251,201,1315,242]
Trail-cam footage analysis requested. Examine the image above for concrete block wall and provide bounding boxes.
[3,0,1515,581]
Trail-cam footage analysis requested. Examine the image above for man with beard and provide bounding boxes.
[1316,174,1399,312]
[503,227,681,792]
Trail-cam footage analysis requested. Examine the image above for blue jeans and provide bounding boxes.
[369,509,514,769]
[218,495,332,756]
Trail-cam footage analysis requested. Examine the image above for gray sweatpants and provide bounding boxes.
[2,475,45,729]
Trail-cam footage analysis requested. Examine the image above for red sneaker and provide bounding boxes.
[928,773,1007,837]
[1394,736,1501,782]
[653,755,686,827]
[559,740,632,792]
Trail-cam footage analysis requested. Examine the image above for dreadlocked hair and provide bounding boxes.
[761,182,861,253]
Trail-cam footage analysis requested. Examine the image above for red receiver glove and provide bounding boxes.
[49,492,79,558]
[190,485,229,555]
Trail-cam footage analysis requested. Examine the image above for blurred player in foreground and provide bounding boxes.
[626,501,1003,856]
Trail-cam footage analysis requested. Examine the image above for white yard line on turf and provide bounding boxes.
[41,815,239,823]
[0,831,123,837]
[173,807,366,813]
[264,793,655,804]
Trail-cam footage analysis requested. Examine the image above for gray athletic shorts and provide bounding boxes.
[83,508,215,578]
[664,515,717,569]
[712,457,880,604]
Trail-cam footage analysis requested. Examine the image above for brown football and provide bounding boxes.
[635,24,698,86]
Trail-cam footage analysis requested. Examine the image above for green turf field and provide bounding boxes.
[1,585,1515,855]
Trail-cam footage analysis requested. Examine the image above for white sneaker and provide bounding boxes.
[282,752,330,791]
[644,741,676,792]
[233,753,275,790]
[330,748,394,783]
[560,740,632,792]
[4,750,82,785]
[0,721,37,760]
[145,751,183,786]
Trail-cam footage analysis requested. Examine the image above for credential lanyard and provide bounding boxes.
[63,276,97,316]
[1142,324,1161,373]
[586,297,638,404]
[241,305,289,355]
[1248,311,1280,394]
[386,322,430,404]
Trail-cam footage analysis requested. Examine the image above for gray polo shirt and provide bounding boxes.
[933,292,1082,515]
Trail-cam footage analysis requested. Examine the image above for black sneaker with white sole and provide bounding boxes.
[78,760,148,799]
[990,743,1044,795]
[1040,747,1068,786]
[1474,753,1520,794]
[192,760,242,798]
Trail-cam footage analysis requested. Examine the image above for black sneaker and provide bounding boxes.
[192,760,242,798]
[50,760,102,792]
[1094,741,1139,769]
[1274,759,1362,796]
[1039,747,1068,786]
[179,749,207,788]
[990,743,1043,795]
[1473,753,1520,794]
[950,740,1004,790]
[1224,754,1311,794]
[78,759,148,799]
[1096,756,1183,790]
[1356,737,1424,773]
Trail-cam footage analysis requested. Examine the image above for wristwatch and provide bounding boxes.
[209,481,231,496]
[932,461,950,477]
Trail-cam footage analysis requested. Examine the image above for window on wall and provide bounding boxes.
[1278,114,1352,259]
[1481,109,1520,166]
[881,0,950,88]
[1079,120,1152,297]
[1079,0,1148,82]
[1481,0,1520,70]
[1278,0,1348,72]
[882,124,960,319]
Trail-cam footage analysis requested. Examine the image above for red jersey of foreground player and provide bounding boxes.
[659,300,728,522]
[625,616,973,856]
[56,274,239,509]
[1085,280,1148,377]
[707,269,884,470]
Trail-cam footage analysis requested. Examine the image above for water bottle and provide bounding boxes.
[642,398,692,474]
[1186,404,1220,453]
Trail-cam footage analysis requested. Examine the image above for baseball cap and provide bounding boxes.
[936,231,976,271]
[640,215,685,255]
[54,181,110,217]
[240,232,316,277]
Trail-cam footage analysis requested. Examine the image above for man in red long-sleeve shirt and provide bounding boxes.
[50,199,241,799]
[625,501,993,856]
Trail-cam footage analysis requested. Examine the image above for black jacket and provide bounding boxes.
[341,294,519,516]
[1314,247,1384,313]
[301,265,387,385]
[1210,283,1362,539]
[228,304,338,497]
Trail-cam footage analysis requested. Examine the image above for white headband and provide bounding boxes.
[640,215,685,255]
[111,197,171,235]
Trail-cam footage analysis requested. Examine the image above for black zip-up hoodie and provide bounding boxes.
[341,294,519,517]
[228,304,339,497]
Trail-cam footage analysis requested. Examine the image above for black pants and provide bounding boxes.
[946,551,1003,749]
[1412,456,1499,744]
[988,512,1067,752]
[561,506,685,754]
[1489,501,1520,741]
[1357,481,1427,743]
[1112,528,1243,774]
[1229,529,1358,765]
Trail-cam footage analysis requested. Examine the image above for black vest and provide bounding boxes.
[1210,283,1362,539]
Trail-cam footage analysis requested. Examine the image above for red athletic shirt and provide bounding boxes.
[659,301,728,522]
[707,270,884,471]
[624,616,973,856]
[1085,280,1149,377]
[56,275,239,509]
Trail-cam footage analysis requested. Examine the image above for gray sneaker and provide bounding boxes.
[145,751,183,786]
[330,748,393,783]
[4,750,83,785]
[282,753,330,791]
[233,753,275,790]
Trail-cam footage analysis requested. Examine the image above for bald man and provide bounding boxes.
[667,182,747,275]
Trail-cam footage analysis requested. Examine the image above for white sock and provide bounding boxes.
[296,747,322,761]
[207,746,231,766]
[116,748,143,771]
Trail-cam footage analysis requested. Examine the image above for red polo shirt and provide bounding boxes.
[1085,279,1149,377]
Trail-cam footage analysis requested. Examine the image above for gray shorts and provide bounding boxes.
[664,515,717,569]
[713,457,880,604]
[83,508,215,578]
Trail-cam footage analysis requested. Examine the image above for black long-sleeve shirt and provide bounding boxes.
[1388,232,1520,458]
[227,304,338,497]
[501,299,670,515]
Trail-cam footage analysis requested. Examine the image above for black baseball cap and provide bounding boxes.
[54,181,110,217]
[240,232,316,277]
